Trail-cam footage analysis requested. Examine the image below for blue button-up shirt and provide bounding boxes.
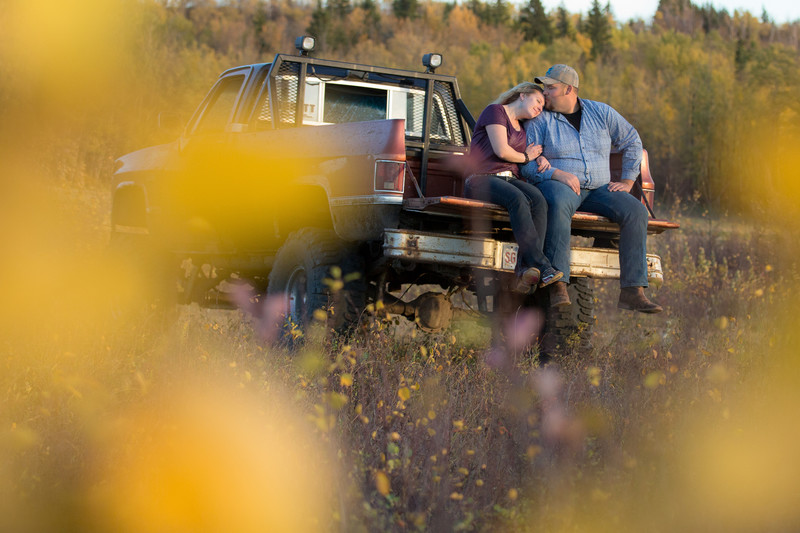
[521,98,642,190]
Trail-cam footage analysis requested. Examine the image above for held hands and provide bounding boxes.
[535,156,550,172]
[524,143,543,162]
[608,180,634,193]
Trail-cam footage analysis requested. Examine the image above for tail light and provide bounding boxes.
[374,160,405,193]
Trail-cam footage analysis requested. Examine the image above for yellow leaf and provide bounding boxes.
[340,373,353,387]
[508,488,519,501]
[644,371,664,389]
[526,445,542,459]
[374,471,391,496]
[397,387,411,402]
[326,392,348,410]
[587,366,601,387]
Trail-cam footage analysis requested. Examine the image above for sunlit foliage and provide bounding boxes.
[2,0,800,530]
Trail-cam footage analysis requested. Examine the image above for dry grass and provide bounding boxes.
[1,182,798,532]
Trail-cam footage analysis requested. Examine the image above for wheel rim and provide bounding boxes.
[285,266,308,326]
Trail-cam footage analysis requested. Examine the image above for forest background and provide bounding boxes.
[2,0,800,531]
[3,0,800,211]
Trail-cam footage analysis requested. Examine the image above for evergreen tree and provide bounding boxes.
[360,0,381,29]
[467,0,510,27]
[488,0,511,26]
[519,0,553,43]
[307,0,329,43]
[585,0,611,59]
[392,0,419,19]
[329,0,352,18]
[555,5,574,39]
[466,0,488,24]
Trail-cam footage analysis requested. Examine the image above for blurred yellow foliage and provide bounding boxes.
[374,470,391,496]
[88,380,336,533]
[397,386,411,402]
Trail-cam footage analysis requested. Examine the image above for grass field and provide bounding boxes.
[1,181,798,532]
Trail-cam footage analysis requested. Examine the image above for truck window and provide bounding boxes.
[192,74,246,135]
[323,84,387,124]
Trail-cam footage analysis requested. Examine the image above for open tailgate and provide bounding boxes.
[402,196,680,235]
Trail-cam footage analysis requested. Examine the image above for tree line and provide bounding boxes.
[12,0,800,214]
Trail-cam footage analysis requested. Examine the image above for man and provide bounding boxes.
[520,64,662,313]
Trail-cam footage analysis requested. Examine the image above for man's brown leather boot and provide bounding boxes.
[618,286,663,313]
[549,281,570,307]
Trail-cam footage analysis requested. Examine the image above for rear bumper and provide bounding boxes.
[384,228,663,287]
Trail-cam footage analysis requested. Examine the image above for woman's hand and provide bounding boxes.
[524,143,543,161]
[535,156,550,172]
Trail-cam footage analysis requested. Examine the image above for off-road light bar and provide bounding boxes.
[422,53,443,73]
[295,35,316,56]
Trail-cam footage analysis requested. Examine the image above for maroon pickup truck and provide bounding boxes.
[110,36,678,353]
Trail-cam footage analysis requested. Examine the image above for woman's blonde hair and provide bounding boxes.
[493,82,543,105]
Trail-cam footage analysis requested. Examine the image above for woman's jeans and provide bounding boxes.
[536,180,649,288]
[464,174,552,274]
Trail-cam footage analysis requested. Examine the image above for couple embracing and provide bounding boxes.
[465,64,662,314]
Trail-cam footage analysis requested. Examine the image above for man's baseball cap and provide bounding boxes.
[535,64,579,88]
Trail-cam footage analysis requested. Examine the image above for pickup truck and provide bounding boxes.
[111,36,679,353]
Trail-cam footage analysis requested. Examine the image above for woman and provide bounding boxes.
[465,82,562,293]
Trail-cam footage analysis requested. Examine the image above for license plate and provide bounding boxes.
[501,242,519,270]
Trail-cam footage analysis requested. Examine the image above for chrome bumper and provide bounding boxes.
[383,228,663,287]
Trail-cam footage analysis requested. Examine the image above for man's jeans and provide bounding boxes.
[465,175,552,274]
[536,181,649,288]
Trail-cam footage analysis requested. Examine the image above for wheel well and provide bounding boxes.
[278,185,333,235]
[112,184,147,228]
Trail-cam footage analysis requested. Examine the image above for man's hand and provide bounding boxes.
[552,169,580,195]
[608,179,634,193]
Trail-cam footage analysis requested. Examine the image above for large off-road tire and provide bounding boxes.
[108,231,177,329]
[541,277,595,356]
[268,228,366,342]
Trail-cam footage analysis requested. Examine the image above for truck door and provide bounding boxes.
[169,70,255,252]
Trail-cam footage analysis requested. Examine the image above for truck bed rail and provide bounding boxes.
[402,196,680,235]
